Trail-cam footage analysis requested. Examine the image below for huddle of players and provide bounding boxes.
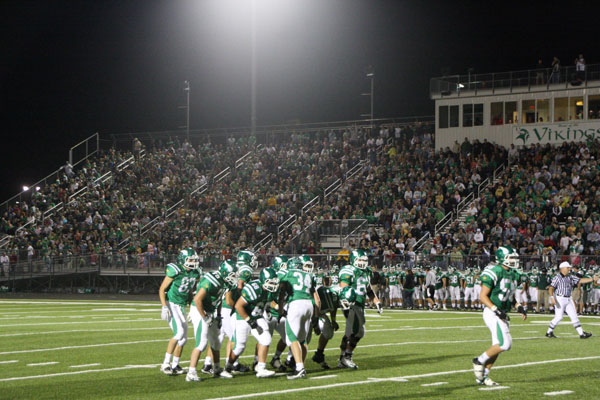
[158,248,382,382]
[374,264,589,313]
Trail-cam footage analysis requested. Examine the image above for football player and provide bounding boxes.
[266,256,290,371]
[310,285,357,369]
[278,255,321,379]
[314,264,326,288]
[473,268,482,310]
[338,249,383,369]
[463,268,476,310]
[158,248,201,375]
[329,264,340,286]
[433,267,447,310]
[447,266,462,310]
[226,267,279,378]
[472,246,527,387]
[514,269,529,311]
[186,260,237,382]
[388,265,401,308]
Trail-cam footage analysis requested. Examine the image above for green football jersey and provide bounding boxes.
[387,272,399,285]
[280,268,316,302]
[339,265,372,306]
[236,263,253,283]
[315,273,326,288]
[480,264,515,312]
[464,274,475,288]
[434,273,446,290]
[165,263,200,306]
[236,279,269,321]
[448,272,461,287]
[329,273,340,286]
[515,271,527,290]
[194,272,228,313]
[528,273,538,288]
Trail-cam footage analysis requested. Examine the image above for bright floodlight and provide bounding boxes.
[35,186,41,191]
[23,186,29,191]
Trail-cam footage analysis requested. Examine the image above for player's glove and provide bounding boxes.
[517,305,527,316]
[491,306,507,320]
[376,302,383,315]
[332,321,339,331]
[277,310,287,323]
[248,318,263,334]
[203,314,213,326]
[161,305,171,322]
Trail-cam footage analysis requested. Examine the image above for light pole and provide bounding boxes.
[361,70,374,129]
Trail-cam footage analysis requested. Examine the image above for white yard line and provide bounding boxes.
[0,318,160,327]
[0,360,18,364]
[479,386,510,391]
[544,390,575,396]
[421,382,448,386]
[27,362,58,366]
[203,355,600,400]
[0,339,165,355]
[309,374,338,380]
[0,313,154,320]
[70,363,101,368]
[0,301,159,306]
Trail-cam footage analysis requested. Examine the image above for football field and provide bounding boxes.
[1,299,599,399]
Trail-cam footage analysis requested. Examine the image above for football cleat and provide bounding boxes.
[233,363,250,373]
[284,358,296,371]
[171,365,186,375]
[479,377,499,386]
[201,364,214,375]
[287,368,307,380]
[545,332,557,338]
[580,331,592,339]
[185,371,201,382]
[312,351,330,369]
[213,367,233,379]
[160,364,173,375]
[270,357,283,370]
[472,358,484,381]
[255,368,276,378]
[339,355,358,369]
[252,360,258,371]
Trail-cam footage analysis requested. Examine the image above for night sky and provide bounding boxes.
[1,0,597,200]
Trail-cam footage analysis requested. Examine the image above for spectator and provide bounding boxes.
[575,54,586,82]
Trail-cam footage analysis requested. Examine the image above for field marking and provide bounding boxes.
[0,360,18,364]
[479,386,510,391]
[0,339,164,355]
[70,363,101,368]
[203,355,600,400]
[421,382,447,386]
[0,301,159,306]
[27,362,58,366]
[524,331,539,333]
[544,390,574,396]
[0,318,160,327]
[0,327,168,337]
[309,375,338,380]
[0,313,154,320]
[0,308,157,315]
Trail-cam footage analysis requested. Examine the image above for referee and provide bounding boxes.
[546,261,595,339]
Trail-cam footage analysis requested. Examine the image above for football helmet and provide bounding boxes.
[349,249,369,270]
[495,246,519,269]
[237,250,258,269]
[272,255,289,271]
[218,259,237,286]
[287,257,300,270]
[259,267,279,293]
[448,266,455,274]
[177,248,199,271]
[339,286,357,310]
[382,266,388,273]
[297,255,314,273]
[531,267,538,274]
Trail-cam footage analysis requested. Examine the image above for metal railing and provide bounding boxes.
[278,215,297,235]
[430,63,600,97]
[69,133,100,167]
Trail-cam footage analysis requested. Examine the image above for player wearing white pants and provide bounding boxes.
[528,287,538,303]
[190,306,222,354]
[464,287,476,307]
[482,306,512,351]
[285,299,314,346]
[546,262,594,339]
[233,317,272,355]
[515,288,528,304]
[449,286,461,304]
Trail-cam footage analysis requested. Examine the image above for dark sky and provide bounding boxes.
[1,0,598,199]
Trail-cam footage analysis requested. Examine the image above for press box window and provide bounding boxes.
[463,104,473,127]
[439,106,449,129]
[449,105,459,127]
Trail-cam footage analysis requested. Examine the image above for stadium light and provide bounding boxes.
[23,186,29,192]
[35,186,41,191]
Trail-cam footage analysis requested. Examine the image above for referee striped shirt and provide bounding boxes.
[550,273,580,297]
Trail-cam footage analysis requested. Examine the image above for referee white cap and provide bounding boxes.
[559,261,571,270]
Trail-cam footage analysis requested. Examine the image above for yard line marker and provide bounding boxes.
[525,331,539,333]
[27,362,58,366]
[203,355,600,400]
[0,318,160,327]
[70,363,101,368]
[309,375,338,380]
[0,360,18,364]
[0,301,159,306]
[479,386,510,391]
[369,325,383,327]
[421,382,448,387]
[0,327,168,337]
[0,339,165,355]
[544,390,574,396]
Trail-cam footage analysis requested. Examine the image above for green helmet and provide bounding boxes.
[218,259,237,286]
[382,266,389,273]
[177,248,199,271]
[287,257,300,270]
[495,246,519,269]
[272,255,289,271]
[448,266,455,274]
[330,264,339,274]
[349,249,369,269]
[237,250,258,269]
[297,255,314,273]
[259,267,279,292]
[338,286,357,310]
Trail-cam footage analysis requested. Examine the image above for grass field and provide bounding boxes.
[1,299,599,399]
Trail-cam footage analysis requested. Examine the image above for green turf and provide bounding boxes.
[0,299,599,399]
